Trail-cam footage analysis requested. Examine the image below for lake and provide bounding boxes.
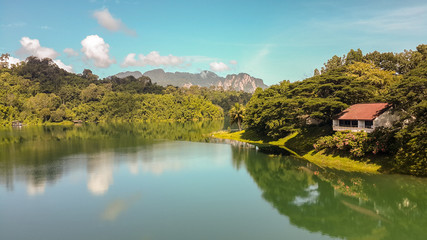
[0,122,426,240]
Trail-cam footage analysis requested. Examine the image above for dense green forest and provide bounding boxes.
[244,45,426,176]
[0,55,250,125]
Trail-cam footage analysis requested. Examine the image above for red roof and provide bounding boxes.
[336,103,389,120]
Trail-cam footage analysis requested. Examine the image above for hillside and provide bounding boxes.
[243,45,427,176]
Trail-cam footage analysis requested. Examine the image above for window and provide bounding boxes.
[365,120,373,128]
[339,120,358,127]
[351,120,358,127]
[339,120,349,126]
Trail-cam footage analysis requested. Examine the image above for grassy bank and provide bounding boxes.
[212,127,381,174]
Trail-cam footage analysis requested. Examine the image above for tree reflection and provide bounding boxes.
[230,146,427,240]
[0,121,224,194]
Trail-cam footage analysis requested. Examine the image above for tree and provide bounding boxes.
[80,83,110,102]
[416,44,427,60]
[82,69,99,81]
[0,53,10,69]
[345,62,400,90]
[322,55,345,73]
[395,49,423,74]
[314,68,320,76]
[345,49,363,65]
[229,103,245,131]
[58,85,80,104]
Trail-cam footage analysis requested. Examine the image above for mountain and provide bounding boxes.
[221,73,268,93]
[113,71,143,79]
[138,69,267,93]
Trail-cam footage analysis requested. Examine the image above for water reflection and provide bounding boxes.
[230,147,427,240]
[27,179,46,196]
[0,121,223,196]
[87,152,115,195]
[102,193,142,221]
[0,122,426,240]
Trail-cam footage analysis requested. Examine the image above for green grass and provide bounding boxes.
[212,127,381,174]
[213,129,299,155]
[303,150,380,174]
[285,125,333,155]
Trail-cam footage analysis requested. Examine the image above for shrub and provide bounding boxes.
[314,131,369,157]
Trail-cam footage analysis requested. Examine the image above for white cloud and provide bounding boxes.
[354,6,427,32]
[64,48,79,57]
[209,61,230,72]
[185,55,217,63]
[1,22,26,28]
[17,37,73,72]
[313,5,427,34]
[4,56,22,67]
[121,51,185,67]
[241,45,271,73]
[230,60,238,65]
[93,8,136,36]
[53,59,73,72]
[81,35,115,68]
[19,37,59,59]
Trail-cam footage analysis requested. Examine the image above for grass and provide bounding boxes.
[285,125,333,155]
[212,127,381,174]
[303,150,380,174]
[212,129,299,155]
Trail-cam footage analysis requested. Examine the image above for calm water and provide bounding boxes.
[0,123,426,240]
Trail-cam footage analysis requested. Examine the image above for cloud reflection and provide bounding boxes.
[27,180,46,196]
[101,193,142,221]
[87,152,114,196]
[141,160,184,175]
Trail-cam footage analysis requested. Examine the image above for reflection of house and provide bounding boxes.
[12,121,23,127]
[333,103,399,133]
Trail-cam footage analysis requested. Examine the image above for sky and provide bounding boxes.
[1,0,427,85]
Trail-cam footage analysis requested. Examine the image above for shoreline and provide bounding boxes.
[212,130,381,174]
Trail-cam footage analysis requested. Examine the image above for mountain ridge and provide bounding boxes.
[113,69,268,93]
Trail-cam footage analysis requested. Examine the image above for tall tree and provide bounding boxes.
[229,103,245,131]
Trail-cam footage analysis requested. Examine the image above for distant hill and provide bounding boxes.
[113,69,268,93]
[113,71,143,79]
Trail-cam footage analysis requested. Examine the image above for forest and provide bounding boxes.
[243,45,426,176]
[0,55,250,125]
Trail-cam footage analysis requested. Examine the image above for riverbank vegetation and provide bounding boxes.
[213,128,381,174]
[234,45,426,176]
[0,55,252,126]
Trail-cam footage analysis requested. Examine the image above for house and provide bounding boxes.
[332,103,399,133]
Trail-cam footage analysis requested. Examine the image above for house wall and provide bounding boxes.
[373,110,399,128]
[333,119,373,132]
[332,119,339,127]
[332,126,375,133]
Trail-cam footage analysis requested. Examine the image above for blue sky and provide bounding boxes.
[1,0,427,85]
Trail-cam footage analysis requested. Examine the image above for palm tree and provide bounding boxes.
[229,103,245,131]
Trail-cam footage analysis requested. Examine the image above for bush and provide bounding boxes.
[314,131,369,157]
